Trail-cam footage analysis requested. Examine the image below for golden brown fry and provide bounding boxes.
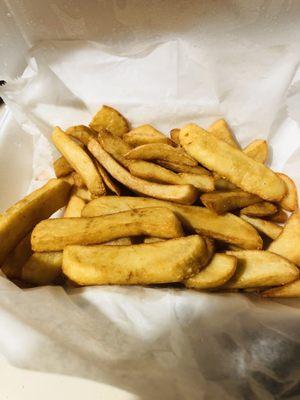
[72,187,92,202]
[241,215,282,240]
[87,139,198,204]
[22,252,63,285]
[104,237,134,245]
[208,119,239,148]
[82,196,263,249]
[0,179,71,265]
[89,105,130,136]
[268,212,300,265]
[62,174,75,186]
[179,124,286,201]
[63,235,206,286]
[65,125,98,145]
[71,172,85,188]
[98,128,132,167]
[185,253,237,289]
[262,280,300,298]
[125,143,197,166]
[170,129,180,145]
[201,191,261,215]
[143,237,165,244]
[243,140,268,164]
[240,201,277,217]
[53,156,73,178]
[52,127,105,197]
[63,195,86,218]
[224,250,299,289]
[123,125,173,146]
[158,160,210,176]
[1,233,32,279]
[277,173,298,212]
[213,176,237,191]
[96,163,121,196]
[128,160,214,192]
[32,207,183,252]
[268,209,288,224]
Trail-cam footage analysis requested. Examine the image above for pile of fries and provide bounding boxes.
[1,105,300,297]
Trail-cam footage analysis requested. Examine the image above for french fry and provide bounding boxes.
[268,209,288,224]
[22,252,63,285]
[170,129,180,145]
[104,237,133,245]
[53,156,73,177]
[125,143,198,166]
[123,125,173,146]
[185,253,237,289]
[262,279,300,298]
[1,233,32,279]
[200,191,261,214]
[96,163,121,196]
[87,139,198,204]
[98,129,132,167]
[71,172,85,188]
[72,187,92,202]
[89,105,130,136]
[240,201,278,217]
[82,196,263,249]
[63,195,86,218]
[179,124,286,201]
[158,160,210,176]
[224,250,299,289]
[0,179,71,265]
[277,173,298,212]
[268,212,300,265]
[128,160,214,192]
[213,176,237,191]
[62,174,75,186]
[143,237,165,244]
[208,119,239,148]
[243,140,268,164]
[63,235,207,286]
[241,215,282,240]
[31,207,183,252]
[52,127,106,197]
[65,125,98,145]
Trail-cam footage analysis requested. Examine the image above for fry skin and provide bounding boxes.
[201,191,261,214]
[96,163,121,196]
[1,233,32,279]
[241,215,282,240]
[240,201,278,218]
[170,129,180,145]
[89,105,130,136]
[243,140,268,164]
[268,209,288,224]
[98,129,132,167]
[63,195,86,218]
[158,160,210,176]
[65,125,98,145]
[277,173,298,212]
[123,125,173,146]
[208,119,239,148]
[54,156,74,178]
[262,279,300,298]
[22,252,63,285]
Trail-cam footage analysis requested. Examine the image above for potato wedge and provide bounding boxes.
[87,139,198,204]
[213,176,237,191]
[31,207,183,252]
[104,237,134,245]
[200,191,261,214]
[22,252,63,285]
[268,212,300,265]
[143,237,165,244]
[243,140,268,164]
[224,250,299,288]
[241,215,282,240]
[277,173,298,212]
[96,163,121,196]
[65,125,98,145]
[269,209,288,224]
[0,179,71,265]
[123,125,173,146]
[98,129,132,167]
[158,160,210,176]
[52,127,105,197]
[208,119,239,148]
[71,172,85,188]
[185,253,237,289]
[82,196,263,249]
[1,233,32,279]
[72,187,92,202]
[63,195,86,218]
[240,201,277,217]
[89,105,130,136]
[53,156,73,178]
[125,143,197,166]
[63,235,206,286]
[179,124,286,201]
[262,280,300,298]
[128,160,214,192]
[170,129,180,145]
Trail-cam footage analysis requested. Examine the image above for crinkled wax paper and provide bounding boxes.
[1,1,300,399]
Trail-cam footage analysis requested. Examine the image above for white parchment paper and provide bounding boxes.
[1,2,300,398]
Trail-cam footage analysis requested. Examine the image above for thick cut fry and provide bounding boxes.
[22,252,63,285]
[262,280,300,298]
[170,129,180,145]
[200,191,261,214]
[0,179,71,265]
[96,163,121,196]
[125,143,197,166]
[224,250,299,289]
[185,254,237,289]
[98,129,132,167]
[65,125,97,145]
[104,237,133,245]
[71,172,85,188]
[62,174,75,186]
[123,125,173,146]
[54,156,74,178]
[240,201,278,217]
[32,207,183,252]
[268,213,300,265]
[179,124,286,201]
[128,160,214,192]
[269,209,288,224]
[63,195,86,218]
[82,196,263,249]
[63,235,206,286]
[208,119,239,148]
[1,233,32,279]
[52,127,105,197]
[87,139,198,204]
[243,140,268,164]
[241,215,282,240]
[89,105,130,136]
[143,237,165,244]
[72,187,92,202]
[277,173,298,212]
[214,176,237,191]
[158,160,210,176]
